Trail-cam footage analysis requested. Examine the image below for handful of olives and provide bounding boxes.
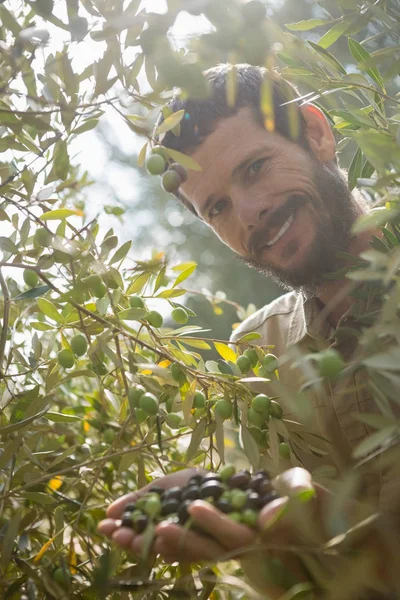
[117,467,279,537]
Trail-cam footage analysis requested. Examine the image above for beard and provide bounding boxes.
[237,161,362,299]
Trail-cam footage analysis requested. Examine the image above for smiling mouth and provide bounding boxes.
[265,211,296,247]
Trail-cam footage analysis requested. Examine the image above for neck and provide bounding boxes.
[316,227,379,328]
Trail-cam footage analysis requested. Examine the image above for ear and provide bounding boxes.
[299,104,336,162]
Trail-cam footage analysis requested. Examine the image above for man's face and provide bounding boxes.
[179,107,360,295]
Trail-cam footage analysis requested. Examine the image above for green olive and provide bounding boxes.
[58,349,75,369]
[34,227,53,247]
[146,310,163,328]
[128,385,146,408]
[248,407,266,428]
[23,269,39,287]
[146,153,166,175]
[252,393,271,415]
[70,334,87,356]
[193,391,206,409]
[236,355,251,373]
[103,428,116,443]
[162,169,181,193]
[139,392,159,415]
[214,399,232,420]
[171,307,189,324]
[317,349,344,380]
[243,348,258,368]
[262,354,279,372]
[129,295,145,308]
[278,441,291,459]
[269,400,283,419]
[165,412,182,429]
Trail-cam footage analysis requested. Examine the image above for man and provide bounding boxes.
[98,64,398,597]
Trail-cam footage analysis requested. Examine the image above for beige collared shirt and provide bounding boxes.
[230,290,396,511]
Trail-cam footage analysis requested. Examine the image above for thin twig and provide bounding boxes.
[0,269,10,377]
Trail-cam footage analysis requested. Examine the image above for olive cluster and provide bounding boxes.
[145,147,188,194]
[118,467,279,536]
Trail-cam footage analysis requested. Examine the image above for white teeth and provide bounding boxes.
[266,212,295,247]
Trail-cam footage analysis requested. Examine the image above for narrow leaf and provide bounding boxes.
[45,412,82,423]
[348,147,363,191]
[37,298,63,323]
[186,418,207,461]
[109,240,132,265]
[241,425,260,471]
[163,147,202,172]
[14,285,51,300]
[117,308,147,321]
[0,237,18,253]
[173,264,197,287]
[214,342,237,363]
[348,38,384,90]
[286,19,329,31]
[155,109,185,136]
[317,20,351,49]
[41,209,77,220]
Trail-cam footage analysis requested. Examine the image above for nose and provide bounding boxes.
[233,190,270,230]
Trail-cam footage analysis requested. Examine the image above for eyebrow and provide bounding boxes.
[199,146,272,217]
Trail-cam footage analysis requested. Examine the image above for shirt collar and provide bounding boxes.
[287,293,336,347]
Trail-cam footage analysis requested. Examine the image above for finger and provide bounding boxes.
[107,492,139,519]
[188,501,256,551]
[272,467,315,500]
[154,522,226,562]
[112,526,137,549]
[97,518,121,536]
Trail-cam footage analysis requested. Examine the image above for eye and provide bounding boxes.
[209,199,228,219]
[247,158,266,180]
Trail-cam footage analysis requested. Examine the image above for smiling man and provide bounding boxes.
[98,64,397,598]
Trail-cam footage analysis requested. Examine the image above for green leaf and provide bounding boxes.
[37,298,64,323]
[41,209,77,220]
[30,321,55,331]
[0,513,21,569]
[186,418,207,461]
[0,405,50,434]
[352,208,399,234]
[348,148,363,191]
[0,237,18,254]
[236,332,262,343]
[117,308,147,321]
[72,119,99,134]
[14,285,51,301]
[286,19,329,31]
[317,20,351,49]
[163,147,202,172]
[173,264,197,287]
[155,109,185,136]
[45,412,82,423]
[241,425,260,471]
[348,38,384,90]
[156,288,186,298]
[308,41,347,75]
[24,492,56,505]
[109,240,132,265]
[53,139,69,180]
[353,426,397,459]
[126,272,151,294]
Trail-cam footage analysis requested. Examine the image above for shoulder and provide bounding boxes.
[230,291,301,345]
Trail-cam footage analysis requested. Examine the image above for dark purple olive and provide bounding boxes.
[181,485,200,501]
[148,486,165,497]
[216,499,233,514]
[161,498,180,516]
[201,472,221,483]
[255,469,270,478]
[188,474,203,486]
[227,470,251,490]
[178,500,192,524]
[248,474,265,493]
[259,479,274,496]
[121,512,134,528]
[133,514,148,533]
[163,486,182,501]
[124,502,136,512]
[199,481,225,500]
[260,491,279,506]
[244,492,263,510]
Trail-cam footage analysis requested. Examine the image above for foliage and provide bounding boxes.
[0,0,400,599]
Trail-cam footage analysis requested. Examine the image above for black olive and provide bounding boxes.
[161,498,180,516]
[133,514,148,534]
[163,486,182,501]
[148,485,165,497]
[248,474,265,493]
[201,472,221,483]
[188,474,203,486]
[124,502,136,512]
[260,491,279,506]
[216,499,233,513]
[227,470,251,490]
[181,485,200,501]
[255,469,270,478]
[121,513,134,528]
[259,479,274,496]
[178,500,192,524]
[244,492,263,510]
[199,481,225,500]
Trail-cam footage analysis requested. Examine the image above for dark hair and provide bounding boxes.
[154,64,308,215]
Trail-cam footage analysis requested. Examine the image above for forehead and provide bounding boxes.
[180,107,282,211]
